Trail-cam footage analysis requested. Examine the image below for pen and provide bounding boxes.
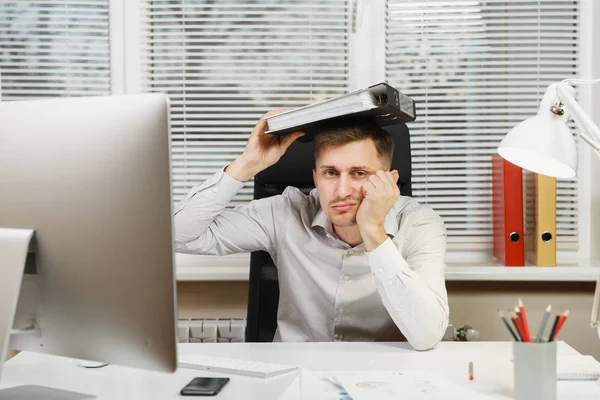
[550,310,569,342]
[510,311,528,342]
[509,311,524,341]
[498,310,519,341]
[515,306,523,325]
[469,361,474,381]
[548,313,561,342]
[511,316,524,341]
[535,305,552,342]
[518,298,532,342]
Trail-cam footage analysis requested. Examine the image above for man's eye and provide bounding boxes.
[324,170,336,177]
[354,171,366,177]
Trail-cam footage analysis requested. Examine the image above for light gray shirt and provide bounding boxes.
[174,168,449,350]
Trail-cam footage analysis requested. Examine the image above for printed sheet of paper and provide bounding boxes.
[334,370,494,400]
[279,369,492,400]
[278,369,351,400]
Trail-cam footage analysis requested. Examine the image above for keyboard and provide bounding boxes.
[178,354,298,378]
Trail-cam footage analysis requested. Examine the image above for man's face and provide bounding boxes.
[313,139,387,228]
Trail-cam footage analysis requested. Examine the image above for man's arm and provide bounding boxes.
[366,214,449,351]
[173,109,304,255]
[174,168,276,255]
[357,170,448,350]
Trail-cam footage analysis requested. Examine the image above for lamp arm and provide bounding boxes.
[557,83,600,156]
[593,273,600,340]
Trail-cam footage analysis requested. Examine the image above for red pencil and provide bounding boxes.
[518,298,532,342]
[510,311,529,342]
[550,310,570,341]
[514,306,529,342]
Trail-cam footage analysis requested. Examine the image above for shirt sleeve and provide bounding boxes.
[173,167,283,256]
[366,208,449,351]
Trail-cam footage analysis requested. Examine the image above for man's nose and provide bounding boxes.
[336,174,352,198]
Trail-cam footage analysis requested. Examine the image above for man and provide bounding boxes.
[174,110,449,350]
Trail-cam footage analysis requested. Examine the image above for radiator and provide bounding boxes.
[178,319,477,343]
[178,319,246,343]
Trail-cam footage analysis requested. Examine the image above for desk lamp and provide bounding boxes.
[497,78,600,340]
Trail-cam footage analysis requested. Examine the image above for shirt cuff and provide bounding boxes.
[174,166,246,213]
[367,237,415,286]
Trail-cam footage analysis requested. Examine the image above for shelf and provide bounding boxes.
[175,253,600,282]
[443,265,599,282]
[176,253,250,281]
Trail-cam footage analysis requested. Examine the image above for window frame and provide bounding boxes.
[110,0,600,272]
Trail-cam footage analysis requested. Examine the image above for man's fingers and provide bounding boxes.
[250,117,268,137]
[382,170,400,187]
[264,108,290,118]
[373,170,400,195]
[376,171,392,190]
[362,180,375,196]
[389,171,401,196]
[368,174,382,189]
[251,108,291,137]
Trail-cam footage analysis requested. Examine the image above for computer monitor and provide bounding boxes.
[0,94,178,398]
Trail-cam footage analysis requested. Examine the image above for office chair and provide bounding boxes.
[245,122,413,342]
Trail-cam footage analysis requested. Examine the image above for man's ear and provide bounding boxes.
[312,169,318,188]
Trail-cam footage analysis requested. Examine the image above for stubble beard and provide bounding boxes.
[327,196,361,228]
[331,215,357,227]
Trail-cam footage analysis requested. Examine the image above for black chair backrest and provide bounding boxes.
[245,123,412,342]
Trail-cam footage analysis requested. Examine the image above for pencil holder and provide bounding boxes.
[513,341,557,400]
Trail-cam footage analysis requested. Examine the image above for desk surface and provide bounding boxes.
[2,342,600,399]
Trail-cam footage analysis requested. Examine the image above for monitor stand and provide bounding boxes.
[0,386,93,400]
[0,228,95,400]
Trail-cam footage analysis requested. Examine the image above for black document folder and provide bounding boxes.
[265,82,416,142]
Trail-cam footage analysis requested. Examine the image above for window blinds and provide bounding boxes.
[141,0,350,206]
[386,0,580,252]
[0,1,110,100]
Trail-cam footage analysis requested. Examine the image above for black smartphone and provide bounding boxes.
[180,377,230,396]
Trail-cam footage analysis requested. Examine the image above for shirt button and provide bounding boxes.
[338,308,345,314]
[348,250,354,256]
[212,187,218,193]
[343,275,350,281]
[338,334,345,341]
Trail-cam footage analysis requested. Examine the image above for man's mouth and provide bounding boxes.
[331,202,357,212]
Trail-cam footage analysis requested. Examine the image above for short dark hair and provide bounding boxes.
[314,119,394,169]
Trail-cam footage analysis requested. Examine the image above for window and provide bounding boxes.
[386,0,580,253]
[141,0,351,206]
[0,1,110,100]
[3,1,586,265]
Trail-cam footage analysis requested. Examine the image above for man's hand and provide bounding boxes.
[356,170,400,251]
[225,109,304,182]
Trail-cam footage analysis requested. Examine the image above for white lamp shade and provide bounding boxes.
[497,115,578,178]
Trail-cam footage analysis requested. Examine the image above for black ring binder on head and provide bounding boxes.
[265,82,416,142]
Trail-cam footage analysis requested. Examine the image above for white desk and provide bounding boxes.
[2,342,600,399]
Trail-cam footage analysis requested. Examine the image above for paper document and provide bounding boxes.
[278,369,493,400]
[334,370,494,400]
[278,369,351,400]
